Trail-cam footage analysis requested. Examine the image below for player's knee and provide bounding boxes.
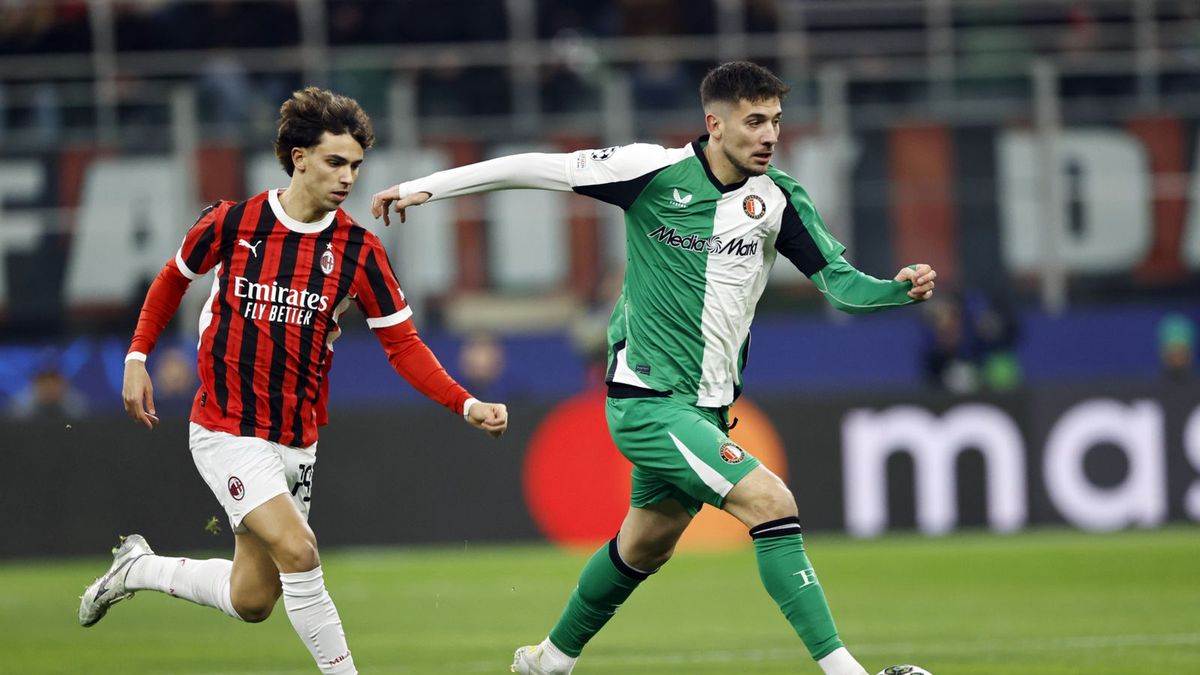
[760,484,798,521]
[237,603,274,623]
[271,536,321,573]
[624,541,674,572]
[739,481,798,525]
[232,590,280,623]
[636,544,676,572]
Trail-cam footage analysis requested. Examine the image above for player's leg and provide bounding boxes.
[237,449,355,675]
[113,526,279,621]
[78,424,275,626]
[514,499,693,673]
[723,466,868,675]
[513,396,717,674]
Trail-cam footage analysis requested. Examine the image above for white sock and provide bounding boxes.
[126,555,240,620]
[539,637,577,670]
[818,647,869,675]
[280,566,356,674]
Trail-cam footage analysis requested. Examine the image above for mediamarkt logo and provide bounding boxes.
[233,276,329,326]
[647,225,759,257]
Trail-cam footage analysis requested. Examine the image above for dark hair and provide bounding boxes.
[699,61,790,108]
[275,87,375,176]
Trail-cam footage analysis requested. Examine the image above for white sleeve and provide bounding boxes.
[564,143,678,188]
[398,153,573,202]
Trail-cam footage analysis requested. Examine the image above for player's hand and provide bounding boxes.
[122,360,159,430]
[895,263,936,301]
[370,186,431,226]
[466,401,508,440]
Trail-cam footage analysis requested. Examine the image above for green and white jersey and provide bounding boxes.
[565,138,846,407]
[399,135,915,409]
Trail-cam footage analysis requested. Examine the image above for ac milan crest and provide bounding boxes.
[228,476,245,501]
[719,441,746,464]
[742,194,766,219]
[320,243,335,275]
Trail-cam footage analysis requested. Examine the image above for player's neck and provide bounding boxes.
[702,142,747,186]
[277,186,330,224]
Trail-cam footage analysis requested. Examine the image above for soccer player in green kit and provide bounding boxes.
[371,62,937,675]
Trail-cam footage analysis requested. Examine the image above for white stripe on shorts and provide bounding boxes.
[668,432,734,498]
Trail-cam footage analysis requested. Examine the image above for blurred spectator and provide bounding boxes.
[418,53,511,117]
[150,346,198,416]
[1163,2,1200,97]
[957,0,1032,99]
[1157,314,1196,382]
[459,331,506,399]
[921,290,1022,394]
[629,54,691,112]
[1057,2,1132,99]
[922,296,980,394]
[0,1,89,55]
[327,1,390,121]
[542,31,604,114]
[7,353,88,421]
[568,266,624,385]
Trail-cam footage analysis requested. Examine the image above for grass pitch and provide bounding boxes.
[2,527,1197,674]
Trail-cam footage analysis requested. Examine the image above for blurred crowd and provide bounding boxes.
[4,0,1195,145]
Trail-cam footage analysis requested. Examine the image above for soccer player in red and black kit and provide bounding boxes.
[77,87,508,674]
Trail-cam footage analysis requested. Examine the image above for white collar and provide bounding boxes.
[268,188,337,234]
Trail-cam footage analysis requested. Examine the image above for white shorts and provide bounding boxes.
[189,422,317,534]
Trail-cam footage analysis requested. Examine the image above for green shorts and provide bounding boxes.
[605,395,761,516]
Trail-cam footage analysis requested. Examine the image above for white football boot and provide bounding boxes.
[511,641,575,674]
[78,534,154,627]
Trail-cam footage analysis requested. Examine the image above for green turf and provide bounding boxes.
[3,527,1197,674]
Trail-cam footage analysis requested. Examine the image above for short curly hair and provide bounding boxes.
[700,61,790,108]
[275,87,375,176]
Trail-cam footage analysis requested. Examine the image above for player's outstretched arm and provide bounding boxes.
[370,152,575,225]
[122,359,159,429]
[465,401,508,439]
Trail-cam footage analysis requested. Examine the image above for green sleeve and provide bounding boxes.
[767,167,847,276]
[811,256,915,314]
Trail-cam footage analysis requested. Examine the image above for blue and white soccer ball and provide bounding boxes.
[877,666,932,675]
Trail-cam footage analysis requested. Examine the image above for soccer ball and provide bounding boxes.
[877,667,932,675]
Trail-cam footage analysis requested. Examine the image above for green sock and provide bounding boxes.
[548,537,650,657]
[750,517,844,660]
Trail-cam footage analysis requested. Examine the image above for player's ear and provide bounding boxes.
[704,109,722,140]
[291,146,306,173]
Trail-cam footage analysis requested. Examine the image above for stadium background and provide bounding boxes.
[0,1,1198,673]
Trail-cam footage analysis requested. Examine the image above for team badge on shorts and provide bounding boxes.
[719,441,746,464]
[228,476,245,501]
[743,194,766,219]
[320,243,335,275]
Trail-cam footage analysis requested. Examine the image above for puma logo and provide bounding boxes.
[238,239,262,258]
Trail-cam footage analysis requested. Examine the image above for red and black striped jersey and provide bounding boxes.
[172,189,411,447]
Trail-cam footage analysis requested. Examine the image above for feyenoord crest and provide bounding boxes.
[719,441,746,464]
[320,243,335,275]
[743,194,766,219]
[227,476,245,501]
